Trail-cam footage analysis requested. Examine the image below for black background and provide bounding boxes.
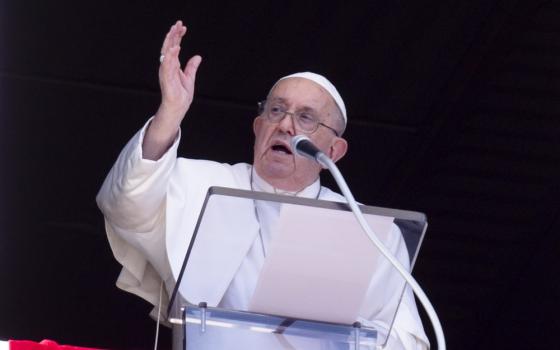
[1,1,559,349]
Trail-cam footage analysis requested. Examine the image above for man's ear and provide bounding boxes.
[329,137,348,163]
[253,116,263,136]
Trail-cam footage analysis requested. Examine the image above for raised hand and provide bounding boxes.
[143,21,202,160]
[158,21,202,121]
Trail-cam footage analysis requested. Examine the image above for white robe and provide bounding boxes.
[96,120,430,349]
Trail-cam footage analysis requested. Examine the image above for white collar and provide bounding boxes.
[251,168,321,199]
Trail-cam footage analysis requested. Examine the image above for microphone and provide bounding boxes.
[291,135,321,160]
[290,135,329,167]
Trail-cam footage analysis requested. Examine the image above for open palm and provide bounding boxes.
[159,21,202,120]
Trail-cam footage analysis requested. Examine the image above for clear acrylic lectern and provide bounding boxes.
[167,187,427,349]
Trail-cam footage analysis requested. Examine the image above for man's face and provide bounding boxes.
[253,78,347,191]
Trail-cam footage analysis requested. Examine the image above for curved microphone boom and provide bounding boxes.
[290,135,446,350]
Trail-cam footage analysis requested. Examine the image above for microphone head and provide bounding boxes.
[290,135,311,153]
[291,135,322,162]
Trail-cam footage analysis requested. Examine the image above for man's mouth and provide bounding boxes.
[271,143,292,155]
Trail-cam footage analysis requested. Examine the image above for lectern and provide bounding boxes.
[167,187,427,349]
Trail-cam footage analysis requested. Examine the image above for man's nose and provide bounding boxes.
[278,112,296,135]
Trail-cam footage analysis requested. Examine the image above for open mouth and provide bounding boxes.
[271,143,292,155]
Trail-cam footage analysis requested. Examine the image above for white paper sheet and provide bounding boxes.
[249,203,395,324]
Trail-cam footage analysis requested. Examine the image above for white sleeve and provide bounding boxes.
[96,118,179,308]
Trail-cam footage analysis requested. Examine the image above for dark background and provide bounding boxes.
[1,1,559,349]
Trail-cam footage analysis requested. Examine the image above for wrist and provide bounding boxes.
[154,103,186,129]
[142,116,180,161]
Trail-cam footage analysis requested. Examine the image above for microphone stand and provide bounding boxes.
[316,152,446,350]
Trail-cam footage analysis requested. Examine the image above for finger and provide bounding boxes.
[172,24,187,48]
[162,45,181,70]
[160,25,175,55]
[184,55,202,76]
[160,46,182,84]
[160,21,183,55]
[170,23,185,49]
[180,55,202,89]
[169,22,180,48]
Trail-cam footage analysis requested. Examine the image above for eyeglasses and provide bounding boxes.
[257,100,340,137]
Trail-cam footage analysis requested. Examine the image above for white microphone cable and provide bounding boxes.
[153,280,163,350]
[291,135,446,350]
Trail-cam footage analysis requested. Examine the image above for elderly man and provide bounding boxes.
[97,21,429,349]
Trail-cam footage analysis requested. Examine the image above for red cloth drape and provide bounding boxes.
[9,340,102,350]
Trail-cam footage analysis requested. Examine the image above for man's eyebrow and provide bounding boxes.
[269,97,287,103]
[269,97,318,113]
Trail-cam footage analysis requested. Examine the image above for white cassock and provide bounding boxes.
[96,119,430,349]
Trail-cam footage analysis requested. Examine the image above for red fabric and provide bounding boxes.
[9,340,102,350]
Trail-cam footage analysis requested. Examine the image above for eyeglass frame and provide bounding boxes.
[257,100,340,137]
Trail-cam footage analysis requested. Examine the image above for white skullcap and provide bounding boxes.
[274,72,347,124]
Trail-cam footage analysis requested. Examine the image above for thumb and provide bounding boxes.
[183,55,202,83]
